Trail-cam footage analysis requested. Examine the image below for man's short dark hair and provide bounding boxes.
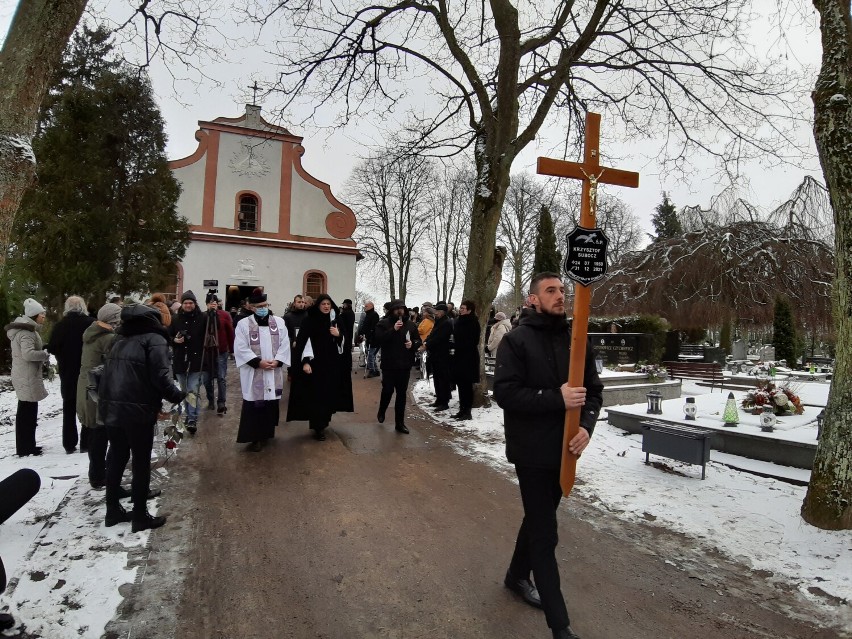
[529,271,563,294]
[293,294,304,301]
[461,299,476,313]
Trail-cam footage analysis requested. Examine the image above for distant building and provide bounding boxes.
[166,104,358,310]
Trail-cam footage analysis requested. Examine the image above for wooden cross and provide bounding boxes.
[248,81,260,105]
[537,112,639,497]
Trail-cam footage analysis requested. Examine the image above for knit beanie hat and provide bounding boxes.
[495,312,507,321]
[97,303,122,327]
[181,290,197,303]
[24,298,45,317]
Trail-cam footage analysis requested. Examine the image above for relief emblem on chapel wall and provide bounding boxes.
[229,141,271,178]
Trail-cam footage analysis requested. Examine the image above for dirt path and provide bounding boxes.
[107,368,849,639]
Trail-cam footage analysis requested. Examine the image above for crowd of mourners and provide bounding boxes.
[3,289,518,531]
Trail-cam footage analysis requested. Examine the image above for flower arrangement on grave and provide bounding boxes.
[740,380,804,416]
[636,363,667,382]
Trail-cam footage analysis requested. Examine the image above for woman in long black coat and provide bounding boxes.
[452,299,481,421]
[286,294,354,440]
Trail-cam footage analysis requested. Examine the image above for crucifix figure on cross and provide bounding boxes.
[537,112,639,496]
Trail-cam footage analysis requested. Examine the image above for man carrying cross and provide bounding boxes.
[493,272,603,639]
[494,112,638,638]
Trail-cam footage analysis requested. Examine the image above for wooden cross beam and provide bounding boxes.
[537,112,639,497]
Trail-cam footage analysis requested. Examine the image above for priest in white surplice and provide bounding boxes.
[234,288,291,451]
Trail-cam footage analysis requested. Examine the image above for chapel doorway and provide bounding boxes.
[225,285,262,313]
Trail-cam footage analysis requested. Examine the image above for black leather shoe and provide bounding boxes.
[105,504,131,527]
[313,429,327,441]
[65,447,77,454]
[433,404,450,412]
[246,441,262,452]
[456,411,472,420]
[552,627,581,639]
[377,411,385,424]
[395,423,410,434]
[504,572,542,609]
[132,512,166,533]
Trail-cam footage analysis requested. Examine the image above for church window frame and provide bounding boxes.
[303,270,327,299]
[235,191,261,231]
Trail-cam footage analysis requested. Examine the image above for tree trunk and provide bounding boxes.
[801,0,852,531]
[0,0,88,274]
[464,143,512,407]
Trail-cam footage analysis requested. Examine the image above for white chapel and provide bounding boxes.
[167,104,358,311]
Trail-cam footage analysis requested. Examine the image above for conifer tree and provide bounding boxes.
[13,28,189,305]
[650,193,682,242]
[772,296,797,365]
[532,205,562,275]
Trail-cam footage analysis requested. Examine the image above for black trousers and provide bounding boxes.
[457,382,473,411]
[0,468,40,593]
[432,360,452,406]
[378,368,410,425]
[60,374,80,451]
[87,427,109,484]
[105,423,155,514]
[508,465,570,630]
[15,401,38,456]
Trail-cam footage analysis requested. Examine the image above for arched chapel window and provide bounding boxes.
[237,194,259,231]
[304,271,326,298]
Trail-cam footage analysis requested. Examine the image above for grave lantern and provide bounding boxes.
[646,389,663,415]
[760,406,776,432]
[722,392,739,427]
[595,356,604,374]
[816,409,825,440]
[683,397,697,420]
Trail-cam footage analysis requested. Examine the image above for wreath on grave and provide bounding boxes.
[741,380,804,416]
[636,363,667,382]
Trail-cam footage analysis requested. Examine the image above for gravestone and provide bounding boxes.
[759,345,776,361]
[590,333,653,366]
[731,339,747,361]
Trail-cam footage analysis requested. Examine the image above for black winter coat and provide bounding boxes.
[46,311,95,380]
[284,308,307,344]
[373,315,422,370]
[339,308,356,354]
[98,306,185,427]
[169,308,216,374]
[452,313,481,384]
[493,310,603,469]
[424,315,453,364]
[356,309,380,345]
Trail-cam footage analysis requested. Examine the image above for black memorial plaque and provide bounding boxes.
[563,226,609,286]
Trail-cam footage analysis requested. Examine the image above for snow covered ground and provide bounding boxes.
[0,370,848,637]
[412,375,852,624]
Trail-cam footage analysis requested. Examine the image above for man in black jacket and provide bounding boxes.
[356,301,380,377]
[373,299,422,433]
[493,272,603,639]
[168,290,215,433]
[99,305,185,532]
[46,296,95,453]
[422,302,453,410]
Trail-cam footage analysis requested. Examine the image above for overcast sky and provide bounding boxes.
[1,0,826,303]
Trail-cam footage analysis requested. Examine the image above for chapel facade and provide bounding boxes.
[166,104,358,312]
